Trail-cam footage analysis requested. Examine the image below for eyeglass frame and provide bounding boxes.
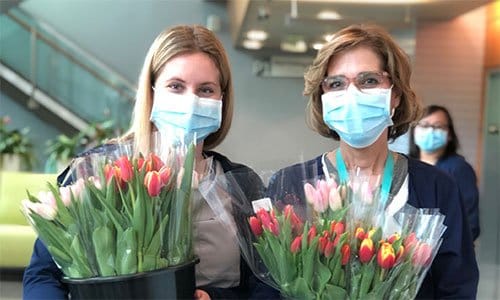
[321,71,392,93]
[415,123,449,131]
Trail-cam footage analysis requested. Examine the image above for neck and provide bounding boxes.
[195,142,206,174]
[337,138,389,176]
[419,149,444,165]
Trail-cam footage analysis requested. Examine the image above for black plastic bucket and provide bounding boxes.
[62,259,198,300]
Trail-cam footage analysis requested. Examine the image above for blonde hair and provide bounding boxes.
[124,25,233,155]
[304,24,422,141]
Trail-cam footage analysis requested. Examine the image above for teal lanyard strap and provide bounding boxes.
[335,149,394,206]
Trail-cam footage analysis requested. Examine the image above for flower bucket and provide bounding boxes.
[62,259,198,300]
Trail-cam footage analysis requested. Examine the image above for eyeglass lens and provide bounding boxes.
[322,71,389,92]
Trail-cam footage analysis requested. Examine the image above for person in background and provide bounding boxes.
[267,24,479,299]
[410,105,480,241]
[23,24,277,300]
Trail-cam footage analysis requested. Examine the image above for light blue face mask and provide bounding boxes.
[321,85,393,148]
[150,91,222,145]
[413,127,448,153]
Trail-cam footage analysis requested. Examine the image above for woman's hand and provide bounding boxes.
[194,289,211,300]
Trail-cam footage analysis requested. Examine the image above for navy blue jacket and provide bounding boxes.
[23,147,277,300]
[436,154,480,241]
[266,154,479,299]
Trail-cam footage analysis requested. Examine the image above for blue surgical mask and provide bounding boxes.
[321,85,393,148]
[150,91,222,145]
[413,126,448,152]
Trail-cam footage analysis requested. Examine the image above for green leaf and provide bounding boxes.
[358,263,376,298]
[116,228,137,275]
[323,284,347,300]
[92,226,116,276]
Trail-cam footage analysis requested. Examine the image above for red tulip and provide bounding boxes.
[256,209,279,236]
[404,232,418,253]
[159,166,172,185]
[291,235,302,254]
[359,238,375,263]
[307,225,317,245]
[377,242,396,269]
[144,171,163,197]
[387,233,400,244]
[331,221,345,236]
[114,156,133,182]
[324,240,335,258]
[283,205,303,234]
[139,153,164,172]
[318,236,328,254]
[412,243,432,267]
[249,216,263,237]
[341,244,350,265]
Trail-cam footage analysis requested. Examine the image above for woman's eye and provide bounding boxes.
[166,82,184,91]
[359,77,380,87]
[199,86,215,95]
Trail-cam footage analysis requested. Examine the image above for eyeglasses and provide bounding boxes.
[321,71,391,93]
[416,123,448,131]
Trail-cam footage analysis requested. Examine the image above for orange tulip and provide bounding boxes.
[359,238,375,263]
[377,242,396,269]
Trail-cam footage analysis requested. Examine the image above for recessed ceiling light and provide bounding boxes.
[317,10,342,20]
[246,30,268,41]
[242,39,263,50]
[312,43,324,50]
[281,40,308,53]
[323,34,335,42]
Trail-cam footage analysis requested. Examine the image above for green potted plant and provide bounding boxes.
[0,116,35,171]
[45,120,119,173]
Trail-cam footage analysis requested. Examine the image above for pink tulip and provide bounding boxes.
[329,187,342,211]
[412,242,432,267]
[114,156,133,182]
[22,200,57,220]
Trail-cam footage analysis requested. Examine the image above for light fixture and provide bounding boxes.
[323,33,335,42]
[246,30,268,41]
[312,43,324,50]
[242,39,263,50]
[316,10,342,20]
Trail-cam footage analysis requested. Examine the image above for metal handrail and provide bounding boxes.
[6,8,137,103]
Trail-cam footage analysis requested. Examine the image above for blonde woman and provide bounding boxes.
[23,25,276,300]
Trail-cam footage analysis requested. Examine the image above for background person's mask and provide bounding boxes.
[150,91,222,145]
[414,127,448,152]
[322,85,393,148]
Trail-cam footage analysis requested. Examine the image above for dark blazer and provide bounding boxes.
[23,146,276,300]
[266,154,479,299]
[436,154,480,241]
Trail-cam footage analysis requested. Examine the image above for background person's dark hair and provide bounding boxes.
[409,105,460,158]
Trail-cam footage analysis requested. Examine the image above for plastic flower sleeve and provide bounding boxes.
[198,166,273,285]
[22,132,197,279]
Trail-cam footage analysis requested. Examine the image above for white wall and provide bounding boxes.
[20,0,334,176]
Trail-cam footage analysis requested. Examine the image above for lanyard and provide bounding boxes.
[335,149,394,207]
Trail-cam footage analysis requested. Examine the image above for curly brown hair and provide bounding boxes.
[304,24,422,142]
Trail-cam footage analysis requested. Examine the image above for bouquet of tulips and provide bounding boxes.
[22,133,196,279]
[201,169,446,300]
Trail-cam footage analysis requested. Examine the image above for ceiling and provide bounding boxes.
[228,0,492,58]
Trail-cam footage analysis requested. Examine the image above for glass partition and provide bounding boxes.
[0,8,135,130]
